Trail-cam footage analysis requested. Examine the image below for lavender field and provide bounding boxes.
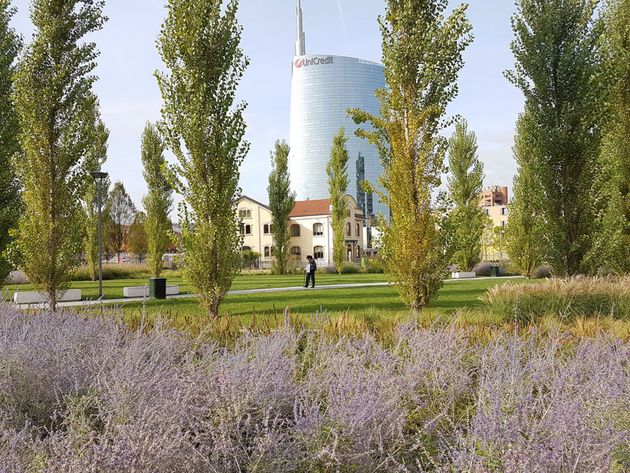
[0,304,628,472]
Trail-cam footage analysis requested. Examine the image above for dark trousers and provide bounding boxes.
[305,272,315,288]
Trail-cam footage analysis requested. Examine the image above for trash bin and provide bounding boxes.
[490,266,499,277]
[149,278,167,299]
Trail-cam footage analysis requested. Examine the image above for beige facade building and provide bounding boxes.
[479,186,510,261]
[236,196,275,268]
[288,196,364,268]
[236,195,364,269]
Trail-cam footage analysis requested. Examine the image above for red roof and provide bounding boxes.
[290,199,331,218]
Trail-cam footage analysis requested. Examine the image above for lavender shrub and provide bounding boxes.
[0,304,627,472]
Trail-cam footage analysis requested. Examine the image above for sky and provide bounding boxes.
[9,0,524,210]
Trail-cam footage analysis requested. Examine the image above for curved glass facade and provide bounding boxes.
[289,54,387,219]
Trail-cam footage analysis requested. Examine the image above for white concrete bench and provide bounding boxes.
[451,272,476,279]
[13,289,82,305]
[123,286,180,298]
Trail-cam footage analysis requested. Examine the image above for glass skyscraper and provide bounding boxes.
[288,1,388,221]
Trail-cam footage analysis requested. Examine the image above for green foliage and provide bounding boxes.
[11,0,106,310]
[349,0,472,312]
[82,118,109,281]
[157,0,250,318]
[0,0,21,286]
[240,249,260,269]
[506,111,545,277]
[141,122,172,278]
[587,0,630,273]
[447,120,485,272]
[105,181,136,263]
[267,140,295,275]
[506,0,605,276]
[327,128,349,274]
[127,211,148,263]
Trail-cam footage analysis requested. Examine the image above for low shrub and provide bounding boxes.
[0,305,627,472]
[472,262,492,277]
[341,263,360,274]
[483,276,630,322]
[71,263,150,281]
[532,265,552,279]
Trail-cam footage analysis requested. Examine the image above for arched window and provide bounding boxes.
[313,223,323,236]
[290,246,301,257]
[264,246,271,258]
[290,224,301,237]
[244,224,252,235]
[346,222,352,237]
[355,223,360,236]
[239,208,252,219]
[263,224,270,234]
[313,246,324,260]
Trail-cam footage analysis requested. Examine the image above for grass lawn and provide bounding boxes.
[103,277,526,323]
[3,272,388,301]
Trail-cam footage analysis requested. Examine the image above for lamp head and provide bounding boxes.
[90,171,108,180]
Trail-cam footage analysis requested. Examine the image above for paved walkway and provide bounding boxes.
[11,276,524,310]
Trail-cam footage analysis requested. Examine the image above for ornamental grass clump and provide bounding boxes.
[483,276,630,322]
[0,303,627,471]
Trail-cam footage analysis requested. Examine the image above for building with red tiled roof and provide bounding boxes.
[236,195,365,269]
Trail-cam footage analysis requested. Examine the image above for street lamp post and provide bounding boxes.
[91,171,108,300]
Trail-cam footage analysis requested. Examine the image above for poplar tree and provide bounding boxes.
[447,120,485,272]
[350,0,472,312]
[82,116,109,281]
[327,128,349,273]
[506,110,545,277]
[157,0,249,318]
[141,122,172,278]
[12,0,106,310]
[588,0,630,273]
[506,0,604,276]
[0,0,20,286]
[267,140,295,275]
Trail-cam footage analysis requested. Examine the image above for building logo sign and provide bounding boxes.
[294,56,334,69]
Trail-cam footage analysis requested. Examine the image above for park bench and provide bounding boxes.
[13,289,82,305]
[451,271,476,279]
[123,286,180,298]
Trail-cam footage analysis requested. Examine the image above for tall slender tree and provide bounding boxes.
[106,181,136,264]
[12,0,106,310]
[587,0,630,273]
[447,120,485,272]
[506,110,545,277]
[0,0,20,286]
[350,0,472,312]
[82,114,109,281]
[141,122,172,278]
[157,0,249,318]
[327,128,349,274]
[506,0,604,276]
[267,140,295,275]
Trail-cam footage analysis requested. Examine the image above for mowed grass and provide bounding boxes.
[3,272,389,301]
[106,277,526,322]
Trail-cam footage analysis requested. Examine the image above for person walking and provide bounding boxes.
[303,255,317,288]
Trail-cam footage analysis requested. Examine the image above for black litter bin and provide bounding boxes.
[149,278,167,299]
[490,266,499,277]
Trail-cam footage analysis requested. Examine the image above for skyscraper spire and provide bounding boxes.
[296,0,306,56]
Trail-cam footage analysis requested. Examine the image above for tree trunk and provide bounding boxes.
[209,297,221,319]
[48,290,56,312]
